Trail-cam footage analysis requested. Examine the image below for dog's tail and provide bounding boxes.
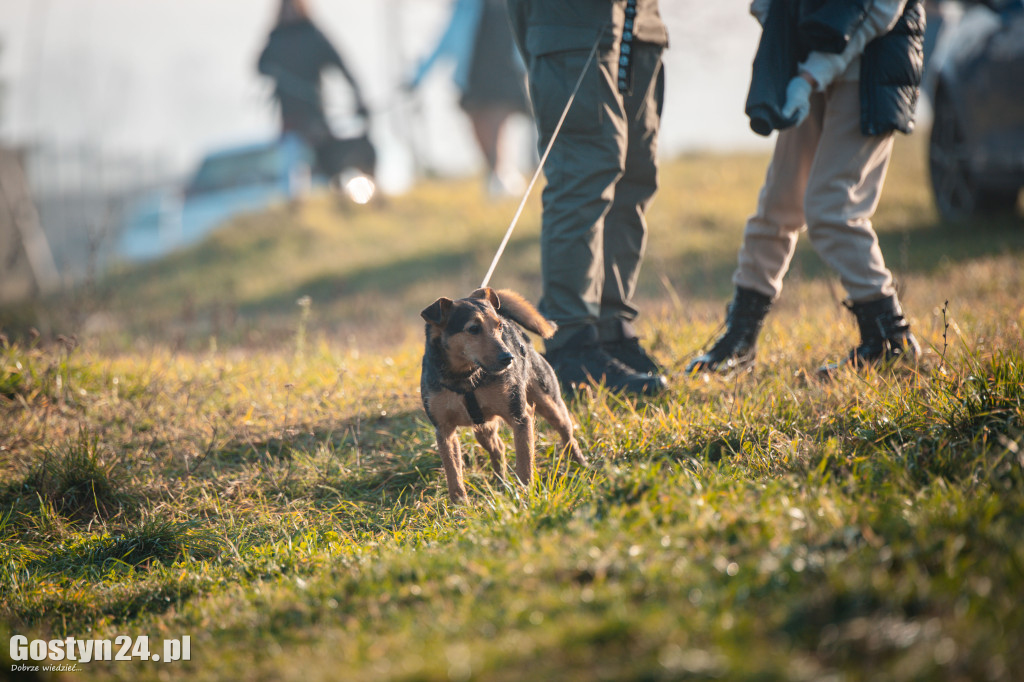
[495,289,557,339]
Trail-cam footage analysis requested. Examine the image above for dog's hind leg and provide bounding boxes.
[473,423,507,480]
[532,393,588,467]
[436,426,468,503]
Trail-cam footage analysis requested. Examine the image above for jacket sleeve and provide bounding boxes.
[257,41,274,76]
[409,0,482,89]
[750,0,771,27]
[315,27,365,102]
[798,0,907,91]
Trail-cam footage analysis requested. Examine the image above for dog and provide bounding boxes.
[420,287,587,502]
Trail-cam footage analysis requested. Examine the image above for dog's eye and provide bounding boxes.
[466,323,482,335]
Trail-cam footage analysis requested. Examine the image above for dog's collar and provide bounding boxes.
[439,366,488,395]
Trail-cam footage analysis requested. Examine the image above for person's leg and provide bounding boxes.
[733,94,823,299]
[526,47,663,395]
[596,43,669,376]
[467,106,525,197]
[597,43,662,339]
[687,94,822,373]
[468,107,505,173]
[803,81,896,303]
[527,47,625,349]
[804,81,918,374]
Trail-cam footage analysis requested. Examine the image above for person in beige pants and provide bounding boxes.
[689,0,925,377]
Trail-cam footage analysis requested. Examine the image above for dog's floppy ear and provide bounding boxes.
[469,287,501,310]
[421,297,453,326]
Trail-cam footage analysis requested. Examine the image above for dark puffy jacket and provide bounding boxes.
[860,1,925,135]
[745,0,803,135]
[798,0,871,55]
[745,0,924,136]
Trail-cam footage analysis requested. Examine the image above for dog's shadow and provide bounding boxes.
[203,408,575,530]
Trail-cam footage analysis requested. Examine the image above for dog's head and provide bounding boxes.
[421,288,514,375]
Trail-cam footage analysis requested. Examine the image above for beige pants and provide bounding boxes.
[733,79,897,303]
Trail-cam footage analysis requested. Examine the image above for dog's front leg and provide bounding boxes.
[534,396,588,468]
[436,427,468,503]
[510,417,535,488]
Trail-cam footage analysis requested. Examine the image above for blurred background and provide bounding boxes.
[0,0,1020,300]
[0,1,767,287]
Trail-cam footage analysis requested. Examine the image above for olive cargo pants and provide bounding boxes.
[525,43,665,350]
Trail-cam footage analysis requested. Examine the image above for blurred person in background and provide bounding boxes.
[258,0,375,182]
[408,0,531,197]
[507,0,670,397]
[922,0,944,69]
[687,0,925,378]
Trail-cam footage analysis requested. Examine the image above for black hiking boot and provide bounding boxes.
[600,321,664,377]
[546,327,667,397]
[686,287,773,374]
[603,336,664,377]
[817,295,921,377]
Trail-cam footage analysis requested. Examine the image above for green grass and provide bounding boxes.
[1,139,1023,680]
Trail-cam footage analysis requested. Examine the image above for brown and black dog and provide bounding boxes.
[420,288,586,502]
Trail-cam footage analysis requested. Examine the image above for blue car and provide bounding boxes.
[116,135,319,262]
[927,0,1024,220]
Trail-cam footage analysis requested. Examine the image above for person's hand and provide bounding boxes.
[781,74,815,127]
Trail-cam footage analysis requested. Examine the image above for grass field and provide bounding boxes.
[2,139,1023,681]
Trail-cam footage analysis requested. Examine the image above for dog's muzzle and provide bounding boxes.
[483,352,514,374]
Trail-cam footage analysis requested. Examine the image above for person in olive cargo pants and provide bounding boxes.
[507,0,669,396]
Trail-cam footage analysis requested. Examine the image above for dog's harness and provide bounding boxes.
[441,375,489,426]
[442,375,528,428]
[461,390,487,426]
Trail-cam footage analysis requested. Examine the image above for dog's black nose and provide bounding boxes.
[497,352,514,367]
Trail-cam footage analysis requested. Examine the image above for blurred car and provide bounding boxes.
[926,0,1024,220]
[115,135,320,262]
[114,189,185,263]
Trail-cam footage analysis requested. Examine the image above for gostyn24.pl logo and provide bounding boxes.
[10,634,191,668]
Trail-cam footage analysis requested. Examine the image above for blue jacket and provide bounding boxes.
[409,0,484,92]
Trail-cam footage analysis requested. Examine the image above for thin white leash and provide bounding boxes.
[479,28,608,289]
